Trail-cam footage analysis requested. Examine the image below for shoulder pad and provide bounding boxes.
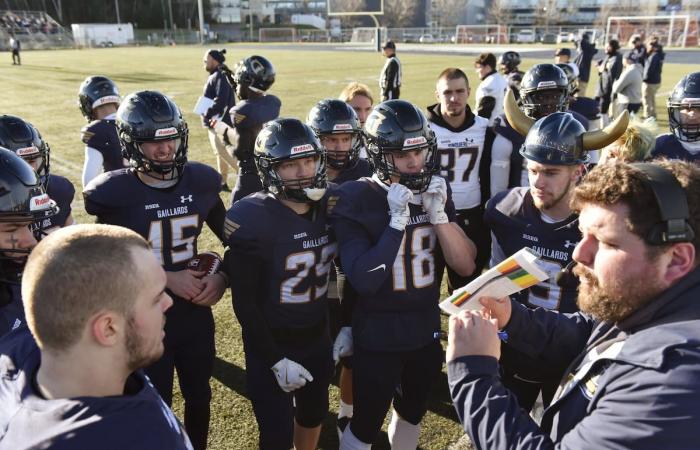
[80,120,102,144]
[182,162,222,194]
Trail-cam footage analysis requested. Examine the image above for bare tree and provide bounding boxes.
[431,0,465,28]
[487,0,512,26]
[381,0,418,28]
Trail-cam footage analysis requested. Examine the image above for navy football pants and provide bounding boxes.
[146,297,215,450]
[349,340,443,444]
[244,339,334,450]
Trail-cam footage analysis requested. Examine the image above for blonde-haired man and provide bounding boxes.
[0,224,193,449]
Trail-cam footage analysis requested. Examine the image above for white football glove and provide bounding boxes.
[271,358,314,393]
[333,327,353,363]
[387,183,413,231]
[422,176,449,225]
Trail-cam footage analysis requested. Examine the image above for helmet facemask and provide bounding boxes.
[320,132,363,170]
[668,102,700,142]
[521,87,569,119]
[369,142,438,193]
[259,152,328,203]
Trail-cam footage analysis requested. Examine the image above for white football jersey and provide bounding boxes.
[429,115,489,210]
[475,72,508,127]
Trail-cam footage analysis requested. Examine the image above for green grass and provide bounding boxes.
[0,44,698,450]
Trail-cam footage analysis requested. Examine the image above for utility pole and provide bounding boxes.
[198,0,205,44]
[168,0,174,30]
[115,0,121,24]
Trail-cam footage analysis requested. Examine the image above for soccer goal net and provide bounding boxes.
[259,27,297,43]
[606,15,698,48]
[455,24,508,44]
[350,27,387,44]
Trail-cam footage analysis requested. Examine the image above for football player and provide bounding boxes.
[307,99,372,436]
[84,91,227,450]
[78,75,127,187]
[0,115,74,236]
[490,64,590,195]
[427,68,493,290]
[474,52,508,127]
[651,72,700,163]
[332,100,476,450]
[0,147,57,337]
[485,97,628,411]
[555,63,601,129]
[211,55,281,204]
[498,51,524,92]
[201,49,236,190]
[0,224,193,450]
[223,118,336,450]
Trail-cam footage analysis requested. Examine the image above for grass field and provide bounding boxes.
[1,44,698,450]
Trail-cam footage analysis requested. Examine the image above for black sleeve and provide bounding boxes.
[205,197,227,244]
[477,96,496,120]
[383,60,398,94]
[611,57,623,81]
[230,125,259,161]
[339,270,357,327]
[479,128,495,204]
[224,245,282,367]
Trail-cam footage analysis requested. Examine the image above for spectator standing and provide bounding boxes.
[642,40,665,121]
[596,39,623,126]
[379,41,401,101]
[612,52,643,116]
[9,34,20,65]
[574,32,597,96]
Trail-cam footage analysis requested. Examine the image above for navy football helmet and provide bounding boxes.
[254,118,327,202]
[668,72,700,142]
[116,91,188,180]
[520,112,590,165]
[499,51,521,73]
[364,100,438,192]
[78,76,120,121]
[520,64,569,119]
[233,55,275,99]
[0,115,50,190]
[307,99,363,170]
[0,147,58,282]
[555,63,578,96]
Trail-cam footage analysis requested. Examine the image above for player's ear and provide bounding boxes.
[90,310,123,347]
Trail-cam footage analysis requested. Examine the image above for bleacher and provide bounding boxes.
[0,10,73,50]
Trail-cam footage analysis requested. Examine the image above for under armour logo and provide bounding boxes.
[180,195,193,203]
[564,240,578,249]
[11,318,21,330]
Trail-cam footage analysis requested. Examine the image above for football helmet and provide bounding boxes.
[78,76,120,121]
[0,147,58,281]
[116,91,188,180]
[254,118,327,202]
[233,55,275,97]
[499,51,521,73]
[555,63,578,96]
[306,99,363,170]
[0,115,50,190]
[520,64,569,119]
[668,72,700,142]
[364,100,438,192]
[506,90,630,163]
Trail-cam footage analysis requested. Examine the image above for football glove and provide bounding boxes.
[422,176,448,225]
[271,358,313,393]
[387,183,412,231]
[333,327,353,363]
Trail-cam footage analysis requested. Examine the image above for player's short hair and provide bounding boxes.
[22,224,150,351]
[437,68,469,87]
[475,53,497,69]
[572,160,700,254]
[604,121,656,162]
[339,82,374,105]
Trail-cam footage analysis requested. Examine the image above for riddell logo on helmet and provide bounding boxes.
[291,144,314,154]
[155,127,178,137]
[92,95,120,107]
[333,123,353,131]
[404,136,427,147]
[30,194,51,211]
[16,146,39,157]
[537,81,557,89]
[681,98,700,105]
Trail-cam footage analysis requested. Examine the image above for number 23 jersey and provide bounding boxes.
[83,164,222,272]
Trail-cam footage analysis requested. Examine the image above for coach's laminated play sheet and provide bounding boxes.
[439,247,549,315]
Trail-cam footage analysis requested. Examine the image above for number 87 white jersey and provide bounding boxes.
[429,114,489,211]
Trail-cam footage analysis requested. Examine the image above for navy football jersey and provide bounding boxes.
[0,284,24,337]
[331,158,372,185]
[225,192,337,330]
[231,95,281,131]
[80,119,126,172]
[83,164,222,272]
[652,133,700,163]
[0,328,193,450]
[570,96,601,122]
[485,187,580,313]
[32,174,74,235]
[329,176,456,352]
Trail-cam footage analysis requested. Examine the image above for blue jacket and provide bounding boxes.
[643,50,665,84]
[448,266,700,449]
[574,38,597,83]
[202,66,235,126]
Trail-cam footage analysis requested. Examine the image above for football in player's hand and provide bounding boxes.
[187,252,222,276]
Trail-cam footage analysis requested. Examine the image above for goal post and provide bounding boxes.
[258,27,297,43]
[455,24,509,44]
[606,14,697,48]
[350,26,387,44]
